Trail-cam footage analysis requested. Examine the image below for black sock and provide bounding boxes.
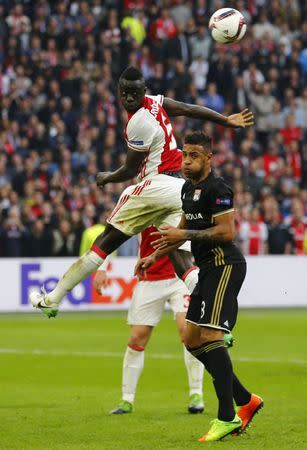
[188,340,235,421]
[233,373,251,406]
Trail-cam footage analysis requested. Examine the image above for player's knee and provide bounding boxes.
[129,329,151,347]
[183,332,200,348]
[200,327,224,342]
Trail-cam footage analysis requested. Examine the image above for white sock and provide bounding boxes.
[46,250,104,305]
[183,346,204,396]
[122,345,145,403]
[182,266,199,293]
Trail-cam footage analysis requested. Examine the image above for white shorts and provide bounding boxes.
[107,174,185,236]
[127,277,190,327]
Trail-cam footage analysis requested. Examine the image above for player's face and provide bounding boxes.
[119,79,146,112]
[182,144,212,182]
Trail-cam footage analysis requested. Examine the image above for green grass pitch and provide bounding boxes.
[0,309,306,450]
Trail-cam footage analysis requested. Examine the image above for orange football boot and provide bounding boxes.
[233,393,263,434]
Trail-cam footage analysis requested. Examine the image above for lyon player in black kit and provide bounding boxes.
[136,131,263,443]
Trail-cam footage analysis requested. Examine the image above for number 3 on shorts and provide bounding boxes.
[200,300,206,319]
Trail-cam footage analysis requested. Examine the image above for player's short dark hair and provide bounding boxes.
[184,131,212,152]
[119,66,144,82]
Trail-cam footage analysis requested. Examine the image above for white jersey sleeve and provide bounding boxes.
[126,110,159,152]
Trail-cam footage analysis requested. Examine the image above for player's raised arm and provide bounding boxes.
[96,148,146,187]
[163,97,254,128]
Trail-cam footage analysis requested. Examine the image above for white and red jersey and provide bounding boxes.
[138,225,176,282]
[239,220,268,255]
[125,95,182,180]
[289,220,306,255]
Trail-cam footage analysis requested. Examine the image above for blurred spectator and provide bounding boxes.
[0,208,26,256]
[248,82,275,145]
[202,82,225,113]
[239,208,268,255]
[285,199,307,255]
[266,207,293,254]
[24,219,52,257]
[52,218,77,257]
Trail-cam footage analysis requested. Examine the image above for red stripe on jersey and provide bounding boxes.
[139,151,149,178]
[108,194,130,221]
[144,96,182,174]
[156,106,182,174]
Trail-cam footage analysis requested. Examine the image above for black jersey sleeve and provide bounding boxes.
[209,180,234,218]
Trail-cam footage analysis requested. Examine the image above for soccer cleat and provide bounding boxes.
[198,414,242,442]
[30,287,58,318]
[233,393,263,434]
[188,393,204,414]
[110,400,133,415]
[224,332,234,348]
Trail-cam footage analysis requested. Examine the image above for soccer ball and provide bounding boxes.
[209,8,246,44]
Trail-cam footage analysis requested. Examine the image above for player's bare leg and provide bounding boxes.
[30,225,130,316]
[169,250,199,293]
[176,312,204,413]
[111,325,153,414]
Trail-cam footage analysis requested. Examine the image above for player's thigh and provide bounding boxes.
[108,176,184,236]
[167,278,190,316]
[164,278,190,339]
[186,264,246,333]
[127,280,167,327]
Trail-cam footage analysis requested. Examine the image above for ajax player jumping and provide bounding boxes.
[30,66,254,317]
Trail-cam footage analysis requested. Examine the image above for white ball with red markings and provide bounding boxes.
[209,8,246,44]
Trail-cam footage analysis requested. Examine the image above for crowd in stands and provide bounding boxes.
[0,0,307,257]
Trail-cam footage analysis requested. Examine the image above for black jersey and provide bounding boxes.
[181,171,245,268]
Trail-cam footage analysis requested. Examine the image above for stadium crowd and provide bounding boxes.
[0,0,307,257]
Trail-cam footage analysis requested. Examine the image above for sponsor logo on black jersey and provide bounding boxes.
[193,189,202,201]
[185,212,203,220]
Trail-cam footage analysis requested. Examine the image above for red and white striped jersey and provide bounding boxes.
[125,95,182,180]
[239,220,268,255]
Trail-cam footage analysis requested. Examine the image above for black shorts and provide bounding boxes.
[186,263,246,332]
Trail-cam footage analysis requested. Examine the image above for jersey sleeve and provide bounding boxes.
[126,113,158,152]
[209,181,234,218]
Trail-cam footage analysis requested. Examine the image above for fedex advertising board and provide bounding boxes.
[0,257,137,312]
[0,256,306,312]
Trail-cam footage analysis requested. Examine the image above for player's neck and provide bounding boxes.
[191,169,211,185]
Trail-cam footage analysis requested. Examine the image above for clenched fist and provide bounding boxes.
[96,172,112,188]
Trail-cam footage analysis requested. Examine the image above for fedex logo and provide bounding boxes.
[21,263,137,306]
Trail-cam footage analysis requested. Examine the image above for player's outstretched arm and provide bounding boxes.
[96,148,146,187]
[163,98,254,128]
